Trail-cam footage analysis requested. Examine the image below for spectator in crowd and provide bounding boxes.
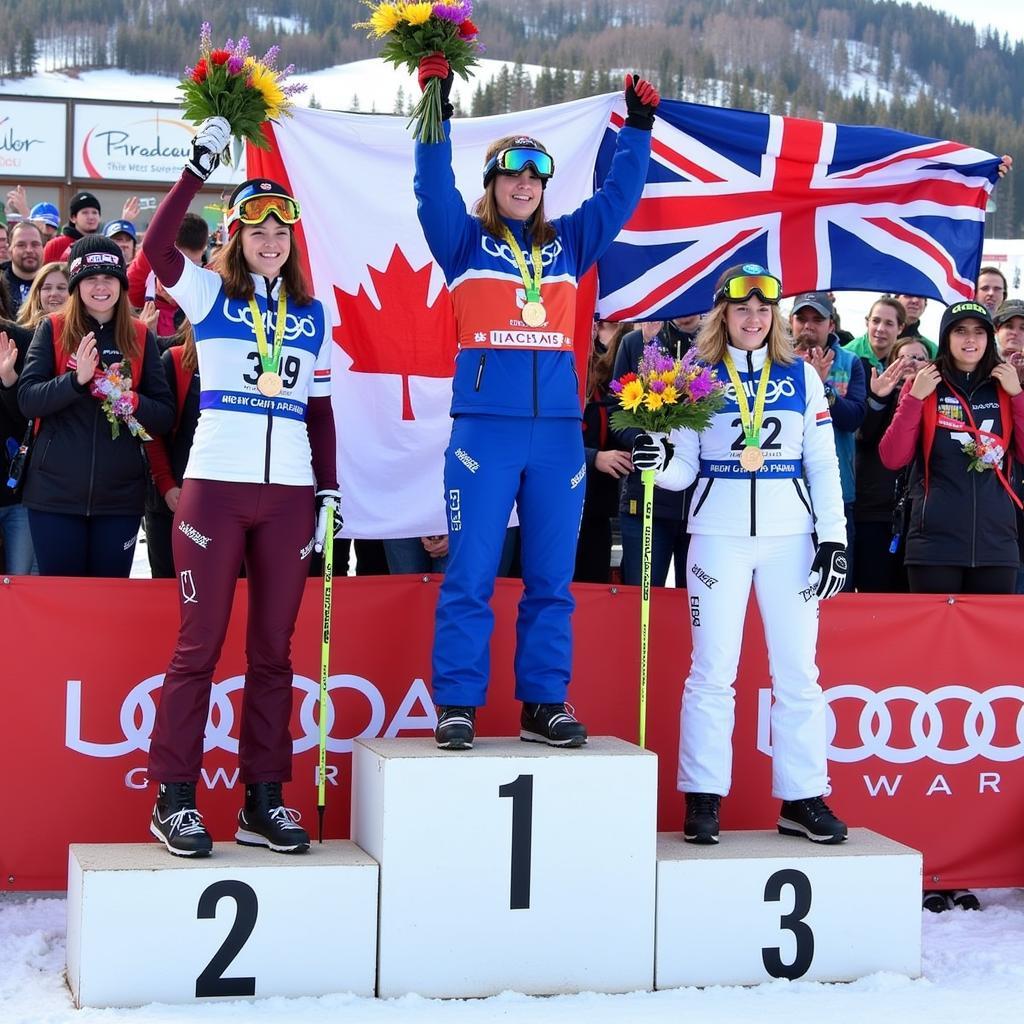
[0,222,8,263]
[612,315,699,587]
[15,261,69,329]
[790,292,866,586]
[16,235,175,577]
[42,191,103,264]
[852,336,930,592]
[30,202,61,243]
[575,319,632,583]
[631,264,848,846]
[993,298,1024,594]
[893,294,936,354]
[413,57,656,750]
[142,117,340,856]
[2,221,45,316]
[975,266,1008,317]
[105,219,138,266]
[128,212,208,342]
[0,318,38,574]
[844,295,907,372]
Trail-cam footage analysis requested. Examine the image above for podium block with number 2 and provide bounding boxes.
[353,737,658,998]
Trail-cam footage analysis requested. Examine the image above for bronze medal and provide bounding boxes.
[739,445,765,472]
[257,371,283,397]
[521,301,547,327]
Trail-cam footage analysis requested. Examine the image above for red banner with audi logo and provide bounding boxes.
[2,576,1021,890]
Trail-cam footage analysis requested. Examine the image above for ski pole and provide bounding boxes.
[317,504,334,843]
[638,467,655,748]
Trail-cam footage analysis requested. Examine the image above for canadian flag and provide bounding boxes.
[248,94,618,538]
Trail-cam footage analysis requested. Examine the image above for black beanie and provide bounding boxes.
[69,191,101,218]
[67,235,128,293]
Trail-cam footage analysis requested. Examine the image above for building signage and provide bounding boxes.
[0,100,67,177]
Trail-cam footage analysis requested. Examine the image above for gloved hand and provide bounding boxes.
[186,116,231,180]
[809,542,848,600]
[624,73,660,130]
[418,53,454,120]
[631,432,674,474]
[314,489,344,554]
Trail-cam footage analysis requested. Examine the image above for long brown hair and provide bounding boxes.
[696,300,794,366]
[57,289,142,362]
[178,321,198,373]
[17,261,68,328]
[472,135,557,247]
[209,221,313,305]
[587,321,632,396]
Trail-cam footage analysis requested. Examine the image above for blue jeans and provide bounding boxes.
[384,537,450,574]
[619,512,689,588]
[27,510,141,578]
[0,504,38,574]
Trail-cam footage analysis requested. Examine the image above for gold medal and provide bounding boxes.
[739,445,765,472]
[521,301,547,327]
[257,371,283,397]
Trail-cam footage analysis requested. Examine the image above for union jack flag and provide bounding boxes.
[595,100,1002,320]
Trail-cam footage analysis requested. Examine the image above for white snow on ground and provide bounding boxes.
[1,887,1022,1024]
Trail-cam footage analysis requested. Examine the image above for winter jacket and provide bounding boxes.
[612,322,695,521]
[146,344,200,511]
[854,390,902,524]
[127,248,184,337]
[1,263,32,318]
[414,121,650,418]
[878,373,1024,567]
[17,316,175,516]
[581,383,624,521]
[0,319,34,509]
[817,334,866,504]
[42,225,82,266]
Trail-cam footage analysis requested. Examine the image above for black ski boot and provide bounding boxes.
[150,781,213,857]
[435,706,476,749]
[520,703,588,747]
[683,792,721,844]
[235,781,310,853]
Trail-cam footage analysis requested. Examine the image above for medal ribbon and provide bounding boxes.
[501,227,542,305]
[936,380,1022,509]
[247,285,289,375]
[722,351,772,448]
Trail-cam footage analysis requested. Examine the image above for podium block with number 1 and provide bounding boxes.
[353,737,657,998]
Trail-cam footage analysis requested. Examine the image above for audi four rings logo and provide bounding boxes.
[756,685,1024,764]
[64,675,436,758]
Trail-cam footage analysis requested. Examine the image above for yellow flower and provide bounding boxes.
[620,380,645,411]
[645,391,664,411]
[368,2,404,36]
[245,58,287,120]
[661,385,679,405]
[401,2,435,25]
[659,370,677,384]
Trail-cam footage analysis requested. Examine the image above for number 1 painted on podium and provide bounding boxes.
[498,774,533,910]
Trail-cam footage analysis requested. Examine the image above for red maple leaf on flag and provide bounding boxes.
[333,246,458,421]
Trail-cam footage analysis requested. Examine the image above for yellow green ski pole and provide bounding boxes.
[638,467,655,748]
[317,505,334,843]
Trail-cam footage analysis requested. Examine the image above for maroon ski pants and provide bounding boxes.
[148,479,314,783]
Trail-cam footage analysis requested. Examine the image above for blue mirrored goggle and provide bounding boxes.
[483,147,555,187]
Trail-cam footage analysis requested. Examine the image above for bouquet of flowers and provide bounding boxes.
[90,362,150,441]
[179,23,306,163]
[961,436,1005,472]
[356,1,482,143]
[610,343,725,435]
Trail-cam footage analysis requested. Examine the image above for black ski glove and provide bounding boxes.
[631,433,674,474]
[624,73,661,131]
[809,542,847,600]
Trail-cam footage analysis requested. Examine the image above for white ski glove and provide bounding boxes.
[186,117,231,180]
[314,489,344,554]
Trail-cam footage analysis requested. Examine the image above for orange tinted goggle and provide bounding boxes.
[228,194,301,229]
[716,273,782,304]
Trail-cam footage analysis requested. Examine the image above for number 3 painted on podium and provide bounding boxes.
[761,868,814,980]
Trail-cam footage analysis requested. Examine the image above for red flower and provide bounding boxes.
[192,57,208,83]
[209,49,231,66]
[618,372,638,385]
[458,18,479,39]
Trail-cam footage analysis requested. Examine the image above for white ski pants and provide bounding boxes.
[677,533,827,801]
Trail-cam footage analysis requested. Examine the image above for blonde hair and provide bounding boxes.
[472,135,556,246]
[16,261,69,328]
[696,301,794,365]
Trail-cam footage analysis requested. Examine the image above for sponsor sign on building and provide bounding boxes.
[0,100,67,177]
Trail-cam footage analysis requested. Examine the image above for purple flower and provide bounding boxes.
[236,36,251,58]
[184,64,194,78]
[261,45,280,70]
[609,379,624,394]
[282,63,296,77]
[433,2,470,24]
[200,21,212,52]
[282,82,307,97]
[227,56,245,75]
[649,379,666,394]
[688,371,716,400]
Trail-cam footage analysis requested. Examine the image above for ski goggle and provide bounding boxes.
[227,193,301,230]
[483,147,555,187]
[715,271,782,305]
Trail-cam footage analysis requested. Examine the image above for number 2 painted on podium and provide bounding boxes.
[195,880,259,998]
[761,868,814,980]
[498,774,533,910]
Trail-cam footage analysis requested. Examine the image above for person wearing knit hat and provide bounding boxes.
[42,190,103,265]
[66,234,129,293]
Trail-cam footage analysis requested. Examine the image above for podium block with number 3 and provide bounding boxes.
[66,842,378,1008]
[655,829,922,987]
[353,737,657,998]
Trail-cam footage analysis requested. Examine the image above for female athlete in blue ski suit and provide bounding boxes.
[414,61,658,748]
